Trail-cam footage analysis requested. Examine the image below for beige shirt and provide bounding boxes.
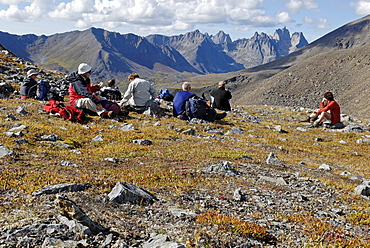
[121,78,157,107]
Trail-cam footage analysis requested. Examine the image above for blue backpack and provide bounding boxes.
[159,89,174,101]
[185,96,208,119]
[36,80,51,100]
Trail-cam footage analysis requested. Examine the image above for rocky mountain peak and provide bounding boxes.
[273,27,290,41]
[0,27,308,79]
[290,32,308,51]
[211,31,232,44]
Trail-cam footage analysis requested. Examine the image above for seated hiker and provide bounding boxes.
[173,82,226,121]
[20,69,38,99]
[119,73,157,113]
[100,79,122,101]
[210,81,232,111]
[68,63,115,119]
[307,92,341,127]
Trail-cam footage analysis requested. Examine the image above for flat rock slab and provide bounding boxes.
[32,183,92,196]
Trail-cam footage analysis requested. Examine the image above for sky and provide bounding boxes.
[0,0,369,43]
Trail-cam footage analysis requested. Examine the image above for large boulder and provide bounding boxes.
[108,181,158,205]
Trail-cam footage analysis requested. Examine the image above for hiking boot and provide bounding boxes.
[215,112,227,120]
[100,111,115,119]
[117,110,129,117]
[300,116,311,122]
[309,121,320,128]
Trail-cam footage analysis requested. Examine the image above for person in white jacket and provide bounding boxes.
[119,73,157,113]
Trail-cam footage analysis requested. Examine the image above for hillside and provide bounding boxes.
[1,98,370,247]
[198,15,370,119]
[1,44,370,246]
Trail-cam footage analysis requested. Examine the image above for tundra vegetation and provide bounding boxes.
[1,48,370,247]
[1,96,370,247]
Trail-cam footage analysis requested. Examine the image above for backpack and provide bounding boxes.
[159,89,174,101]
[43,100,86,123]
[36,80,51,100]
[100,88,122,101]
[0,82,14,98]
[185,96,208,120]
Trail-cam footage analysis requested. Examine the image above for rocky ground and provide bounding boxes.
[1,103,370,247]
[1,47,370,248]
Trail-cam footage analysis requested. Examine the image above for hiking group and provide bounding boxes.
[19,63,343,128]
[20,63,229,123]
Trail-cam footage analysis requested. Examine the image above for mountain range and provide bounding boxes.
[0,27,307,81]
[197,14,370,118]
[2,15,370,119]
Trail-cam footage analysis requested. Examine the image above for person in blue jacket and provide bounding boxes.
[173,82,226,121]
[173,82,195,120]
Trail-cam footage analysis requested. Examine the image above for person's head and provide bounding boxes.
[218,81,226,88]
[108,79,116,87]
[78,63,92,78]
[324,92,334,101]
[27,69,38,78]
[128,73,140,81]
[182,82,191,91]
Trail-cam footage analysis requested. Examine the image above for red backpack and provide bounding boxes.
[43,100,85,124]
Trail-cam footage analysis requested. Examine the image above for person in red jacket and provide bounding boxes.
[309,92,341,127]
[68,63,114,118]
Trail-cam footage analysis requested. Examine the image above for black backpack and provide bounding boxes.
[100,89,122,101]
[185,96,208,120]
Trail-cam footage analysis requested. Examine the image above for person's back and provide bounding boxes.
[121,73,156,108]
[173,82,226,121]
[130,78,155,106]
[210,81,232,111]
[173,89,195,118]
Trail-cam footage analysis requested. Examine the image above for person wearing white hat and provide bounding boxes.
[20,69,38,99]
[68,63,114,118]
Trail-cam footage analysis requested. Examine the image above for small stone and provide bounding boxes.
[133,139,152,145]
[266,152,284,166]
[104,157,119,163]
[61,160,78,167]
[0,145,13,158]
[92,135,103,141]
[15,139,28,145]
[319,163,331,171]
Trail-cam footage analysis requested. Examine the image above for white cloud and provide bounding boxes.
[316,18,330,29]
[286,0,318,12]
[276,11,293,23]
[49,0,94,20]
[0,0,51,22]
[303,16,330,29]
[0,0,22,4]
[0,0,299,33]
[350,0,370,15]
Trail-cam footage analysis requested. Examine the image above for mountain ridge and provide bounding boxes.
[198,14,370,118]
[0,27,307,82]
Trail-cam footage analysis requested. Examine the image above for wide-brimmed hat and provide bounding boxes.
[78,63,92,74]
[27,69,38,77]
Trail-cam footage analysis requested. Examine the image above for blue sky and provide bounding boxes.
[0,0,368,43]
